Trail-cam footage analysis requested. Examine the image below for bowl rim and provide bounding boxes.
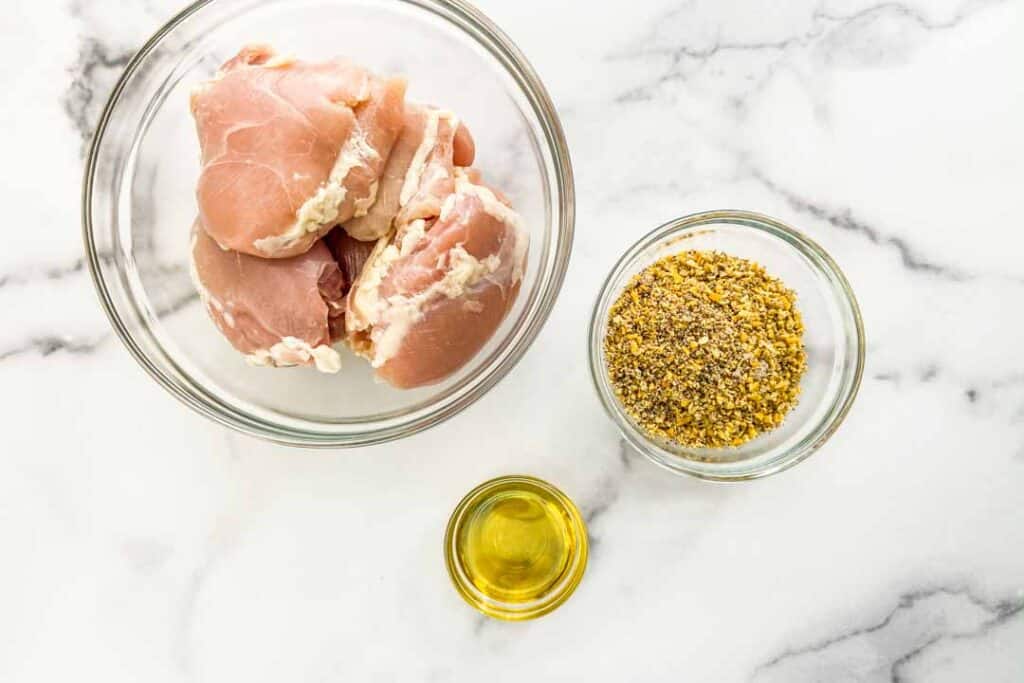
[81,0,575,448]
[588,209,865,481]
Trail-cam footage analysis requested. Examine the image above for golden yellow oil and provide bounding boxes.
[445,476,587,621]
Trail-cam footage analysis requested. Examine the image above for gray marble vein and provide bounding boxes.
[470,612,489,636]
[869,365,1024,424]
[0,258,194,365]
[155,289,201,319]
[0,258,86,289]
[62,37,135,156]
[611,30,818,105]
[752,171,1024,283]
[609,1,819,62]
[581,480,619,554]
[579,439,635,556]
[582,467,626,527]
[0,335,105,362]
[617,436,635,470]
[814,0,1001,33]
[751,586,1024,682]
[609,0,1006,105]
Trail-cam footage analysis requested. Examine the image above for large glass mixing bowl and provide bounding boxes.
[83,0,574,446]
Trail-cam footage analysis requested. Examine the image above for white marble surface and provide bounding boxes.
[3,0,1024,680]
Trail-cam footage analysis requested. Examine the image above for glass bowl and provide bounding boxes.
[588,210,864,481]
[83,0,574,447]
[443,475,588,621]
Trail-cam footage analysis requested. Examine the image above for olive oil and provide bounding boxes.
[444,476,588,621]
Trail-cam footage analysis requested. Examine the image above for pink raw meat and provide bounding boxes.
[191,45,405,258]
[346,170,528,388]
[190,221,347,372]
[343,104,475,242]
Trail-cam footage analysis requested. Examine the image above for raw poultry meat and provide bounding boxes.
[343,104,475,242]
[188,46,529,388]
[394,108,463,229]
[326,228,377,289]
[452,122,476,168]
[190,222,347,372]
[346,169,528,388]
[191,45,405,258]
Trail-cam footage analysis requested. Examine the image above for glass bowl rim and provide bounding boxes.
[587,209,865,481]
[81,0,575,448]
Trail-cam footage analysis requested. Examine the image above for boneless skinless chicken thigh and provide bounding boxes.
[349,174,527,388]
[191,224,381,372]
[190,224,346,371]
[191,45,405,258]
[345,104,476,241]
[188,46,528,388]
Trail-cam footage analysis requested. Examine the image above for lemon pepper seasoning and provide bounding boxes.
[604,250,807,448]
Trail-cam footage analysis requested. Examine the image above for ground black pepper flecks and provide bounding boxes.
[604,250,807,448]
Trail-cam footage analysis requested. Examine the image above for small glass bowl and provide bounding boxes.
[588,210,865,481]
[83,0,573,447]
[444,475,588,621]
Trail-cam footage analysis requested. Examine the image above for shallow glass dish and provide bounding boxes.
[83,0,573,446]
[589,210,864,481]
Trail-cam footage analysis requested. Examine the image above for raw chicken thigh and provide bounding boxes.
[190,223,347,372]
[346,170,528,388]
[188,46,529,388]
[396,108,464,228]
[191,45,405,257]
[343,104,476,242]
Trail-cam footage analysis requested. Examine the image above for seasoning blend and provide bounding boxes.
[444,476,588,621]
[604,250,807,449]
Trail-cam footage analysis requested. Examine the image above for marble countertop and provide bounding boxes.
[4,0,1024,680]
